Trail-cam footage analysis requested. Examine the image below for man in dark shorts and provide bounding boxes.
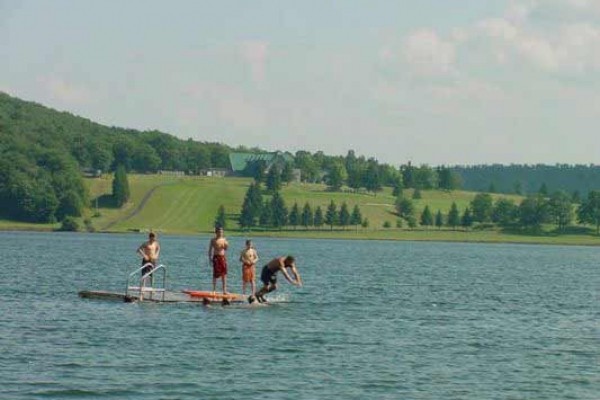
[249,255,302,303]
[137,232,160,285]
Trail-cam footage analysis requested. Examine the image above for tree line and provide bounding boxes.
[244,149,461,196]
[232,182,366,231]
[453,164,600,197]
[0,92,231,222]
[393,190,600,233]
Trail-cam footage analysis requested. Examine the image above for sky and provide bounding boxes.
[2,0,600,166]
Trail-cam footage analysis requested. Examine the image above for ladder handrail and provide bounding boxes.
[126,263,167,302]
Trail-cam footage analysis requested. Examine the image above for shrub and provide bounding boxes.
[59,216,79,232]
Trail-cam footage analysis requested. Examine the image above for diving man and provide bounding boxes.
[249,255,302,303]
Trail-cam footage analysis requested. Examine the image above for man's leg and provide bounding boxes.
[257,283,276,302]
[222,275,227,294]
[250,283,267,303]
[212,277,216,293]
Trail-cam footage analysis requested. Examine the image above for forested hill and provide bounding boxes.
[452,165,600,197]
[0,91,233,223]
[0,92,232,173]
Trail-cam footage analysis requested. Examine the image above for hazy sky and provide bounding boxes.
[2,0,600,165]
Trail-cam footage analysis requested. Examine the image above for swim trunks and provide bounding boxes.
[212,255,227,279]
[242,263,255,283]
[260,265,277,286]
[141,259,154,276]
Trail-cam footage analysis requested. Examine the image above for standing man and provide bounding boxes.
[250,255,302,303]
[208,226,229,293]
[137,232,160,285]
[239,239,259,295]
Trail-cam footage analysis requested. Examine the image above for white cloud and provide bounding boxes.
[402,29,456,76]
[400,1,600,76]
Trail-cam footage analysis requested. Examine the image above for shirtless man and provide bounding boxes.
[208,226,229,293]
[137,232,160,285]
[239,239,259,295]
[249,255,302,304]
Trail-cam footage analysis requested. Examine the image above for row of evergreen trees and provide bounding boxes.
[392,190,600,233]
[236,183,365,230]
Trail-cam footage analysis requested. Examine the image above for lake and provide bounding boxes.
[1,231,599,399]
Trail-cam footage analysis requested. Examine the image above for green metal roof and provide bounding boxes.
[229,151,294,172]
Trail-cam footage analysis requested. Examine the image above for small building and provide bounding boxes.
[82,168,102,178]
[158,170,185,176]
[199,168,229,177]
[229,151,295,177]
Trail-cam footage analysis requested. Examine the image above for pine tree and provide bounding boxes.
[112,165,130,207]
[364,162,382,195]
[412,188,422,200]
[392,177,403,197]
[301,202,313,229]
[420,205,433,227]
[461,207,474,230]
[314,206,324,229]
[239,183,262,229]
[271,191,288,229]
[435,210,444,229]
[259,199,272,227]
[214,205,226,229]
[339,202,350,229]
[325,200,338,230]
[289,202,300,229]
[447,202,460,229]
[239,200,254,230]
[395,197,415,220]
[266,167,281,193]
[350,204,363,231]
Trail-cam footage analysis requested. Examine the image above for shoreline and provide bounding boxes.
[2,226,599,247]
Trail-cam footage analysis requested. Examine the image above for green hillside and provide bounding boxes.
[3,173,599,245]
[85,175,477,234]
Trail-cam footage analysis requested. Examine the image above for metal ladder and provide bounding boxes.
[126,263,167,302]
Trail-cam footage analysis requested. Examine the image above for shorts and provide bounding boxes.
[141,259,154,276]
[242,263,255,283]
[212,255,228,279]
[260,265,277,286]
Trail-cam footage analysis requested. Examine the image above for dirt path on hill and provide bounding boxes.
[101,184,166,231]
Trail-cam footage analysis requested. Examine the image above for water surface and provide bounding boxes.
[1,232,599,399]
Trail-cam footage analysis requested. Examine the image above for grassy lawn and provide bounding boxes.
[2,174,599,246]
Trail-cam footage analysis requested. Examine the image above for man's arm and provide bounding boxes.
[137,243,147,259]
[279,260,300,286]
[280,267,297,285]
[291,264,302,286]
[208,239,214,261]
[155,243,160,260]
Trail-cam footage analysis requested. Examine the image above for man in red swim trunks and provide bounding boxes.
[208,226,229,293]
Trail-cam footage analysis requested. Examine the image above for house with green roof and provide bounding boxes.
[229,151,295,176]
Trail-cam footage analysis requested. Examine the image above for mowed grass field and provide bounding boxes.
[87,175,493,234]
[87,175,520,237]
[3,174,598,245]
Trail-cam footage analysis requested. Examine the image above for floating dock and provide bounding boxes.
[78,289,244,303]
[78,263,246,304]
